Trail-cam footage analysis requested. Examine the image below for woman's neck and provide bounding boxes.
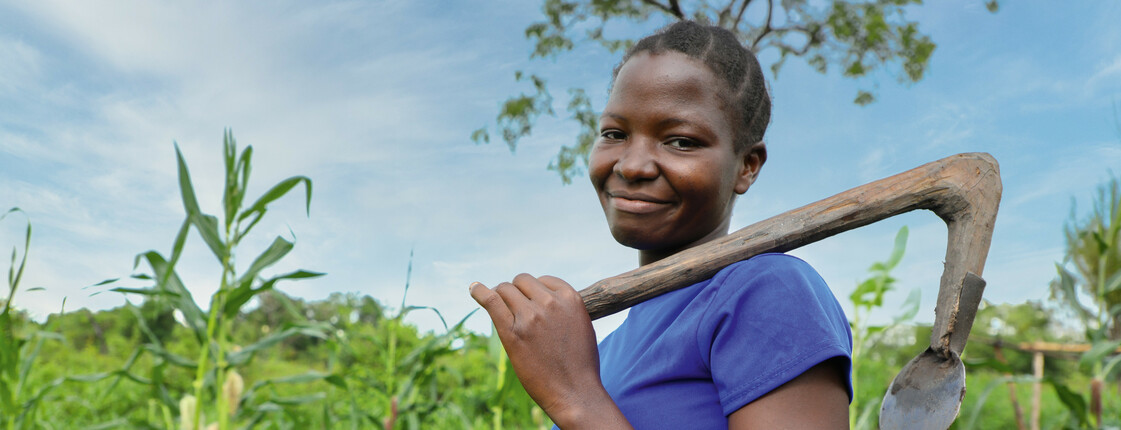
[637,225,731,266]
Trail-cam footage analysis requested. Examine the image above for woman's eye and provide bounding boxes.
[666,138,699,149]
[600,130,626,141]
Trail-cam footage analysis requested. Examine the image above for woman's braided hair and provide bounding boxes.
[614,21,771,152]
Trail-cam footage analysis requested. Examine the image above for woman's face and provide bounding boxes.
[590,51,763,264]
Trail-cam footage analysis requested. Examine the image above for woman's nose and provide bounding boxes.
[614,141,658,182]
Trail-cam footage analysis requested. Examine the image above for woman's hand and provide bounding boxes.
[470,274,631,429]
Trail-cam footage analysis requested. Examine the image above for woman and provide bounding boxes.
[470,21,852,429]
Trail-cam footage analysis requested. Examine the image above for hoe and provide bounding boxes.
[580,152,1001,429]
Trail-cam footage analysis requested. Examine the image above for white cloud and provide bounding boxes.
[2,1,1118,341]
[1007,142,1121,208]
[1088,54,1121,94]
[857,147,895,183]
[0,37,41,94]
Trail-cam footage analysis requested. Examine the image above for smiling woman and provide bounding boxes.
[470,21,851,430]
[590,51,764,265]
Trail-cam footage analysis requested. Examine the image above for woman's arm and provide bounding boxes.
[728,357,850,429]
[470,274,633,430]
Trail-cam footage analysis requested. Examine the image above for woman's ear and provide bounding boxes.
[734,141,766,195]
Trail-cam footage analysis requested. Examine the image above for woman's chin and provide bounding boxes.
[610,230,674,252]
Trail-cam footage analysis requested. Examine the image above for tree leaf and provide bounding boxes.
[1053,264,1094,323]
[174,143,203,219]
[1079,339,1121,371]
[892,287,921,324]
[470,127,490,144]
[223,270,324,319]
[134,251,207,344]
[270,393,327,405]
[223,129,239,228]
[1103,269,1121,296]
[264,370,334,385]
[237,236,294,287]
[885,226,909,270]
[88,278,120,287]
[324,374,348,389]
[110,287,181,298]
[2,207,31,312]
[1048,378,1089,427]
[236,176,313,240]
[854,91,875,106]
[227,322,330,366]
[190,213,227,263]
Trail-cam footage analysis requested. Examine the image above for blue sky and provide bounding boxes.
[1,1,1119,337]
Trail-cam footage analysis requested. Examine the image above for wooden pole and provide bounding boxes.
[994,345,1026,430]
[1031,351,1043,430]
[581,152,1002,340]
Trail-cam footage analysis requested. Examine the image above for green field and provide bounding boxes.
[4,134,1119,429]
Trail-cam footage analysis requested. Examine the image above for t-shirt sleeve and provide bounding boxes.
[695,253,853,416]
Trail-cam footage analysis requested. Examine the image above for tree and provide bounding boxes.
[473,0,999,183]
[1052,175,1121,341]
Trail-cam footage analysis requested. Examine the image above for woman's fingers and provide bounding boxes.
[472,274,585,339]
[537,275,575,293]
[512,273,555,302]
[494,280,534,313]
[469,281,514,329]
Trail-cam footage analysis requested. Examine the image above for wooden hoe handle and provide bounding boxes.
[581,152,1001,355]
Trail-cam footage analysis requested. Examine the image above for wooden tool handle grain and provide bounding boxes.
[581,152,1001,322]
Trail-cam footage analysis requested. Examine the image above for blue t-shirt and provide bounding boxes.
[593,253,852,429]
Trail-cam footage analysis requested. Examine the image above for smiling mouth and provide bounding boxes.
[607,191,671,214]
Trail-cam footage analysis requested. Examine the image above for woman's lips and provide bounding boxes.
[608,192,671,214]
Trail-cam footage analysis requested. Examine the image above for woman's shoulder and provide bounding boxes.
[698,253,853,412]
[710,253,828,294]
[721,252,816,271]
[698,252,846,337]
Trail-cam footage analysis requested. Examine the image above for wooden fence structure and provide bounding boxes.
[976,338,1121,430]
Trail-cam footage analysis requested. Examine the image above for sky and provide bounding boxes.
[1,1,1120,338]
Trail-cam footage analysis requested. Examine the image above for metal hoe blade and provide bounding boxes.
[576,153,1002,428]
[879,349,965,430]
[880,272,987,429]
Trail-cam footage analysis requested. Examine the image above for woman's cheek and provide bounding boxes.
[587,145,614,189]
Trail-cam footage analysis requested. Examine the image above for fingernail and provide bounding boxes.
[469,281,483,292]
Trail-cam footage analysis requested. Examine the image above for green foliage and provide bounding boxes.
[548,88,598,183]
[0,210,113,429]
[1052,174,1121,341]
[968,301,1068,374]
[3,206,1115,427]
[4,289,554,429]
[476,0,999,183]
[847,226,920,429]
[471,72,555,153]
[1047,173,1121,427]
[2,131,545,429]
[104,131,325,430]
[0,207,39,430]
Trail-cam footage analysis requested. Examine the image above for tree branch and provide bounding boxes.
[732,0,755,31]
[668,0,684,18]
[641,0,684,19]
[746,0,770,48]
[765,27,813,56]
[762,25,818,55]
[718,0,739,26]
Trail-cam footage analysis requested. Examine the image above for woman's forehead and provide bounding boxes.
[604,52,731,125]
[612,52,718,94]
